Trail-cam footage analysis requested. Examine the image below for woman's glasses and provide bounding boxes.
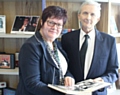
[46,20,63,29]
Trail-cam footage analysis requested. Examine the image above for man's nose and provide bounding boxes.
[86,14,91,19]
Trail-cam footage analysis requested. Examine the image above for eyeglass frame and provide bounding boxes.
[46,20,63,29]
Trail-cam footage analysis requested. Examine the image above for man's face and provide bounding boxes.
[23,18,29,26]
[78,5,100,32]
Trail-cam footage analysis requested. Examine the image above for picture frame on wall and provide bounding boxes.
[11,15,40,34]
[0,54,15,69]
[0,15,6,34]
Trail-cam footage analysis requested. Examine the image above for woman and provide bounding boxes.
[15,6,75,95]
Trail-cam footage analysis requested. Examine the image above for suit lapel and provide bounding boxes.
[71,30,84,73]
[87,29,104,78]
[44,47,58,67]
[35,31,58,68]
[71,30,80,56]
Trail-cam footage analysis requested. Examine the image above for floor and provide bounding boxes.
[107,83,120,95]
[108,89,120,95]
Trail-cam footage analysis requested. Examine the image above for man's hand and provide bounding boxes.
[93,77,104,82]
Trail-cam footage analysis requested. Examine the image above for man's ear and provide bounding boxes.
[97,17,100,22]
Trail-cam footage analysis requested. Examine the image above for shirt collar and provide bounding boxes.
[81,29,95,39]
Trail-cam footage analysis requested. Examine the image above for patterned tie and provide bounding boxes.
[80,35,89,79]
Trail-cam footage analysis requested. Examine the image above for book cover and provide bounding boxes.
[0,54,15,69]
[2,87,16,95]
[0,15,6,34]
[110,16,118,34]
[48,79,110,94]
[61,29,74,35]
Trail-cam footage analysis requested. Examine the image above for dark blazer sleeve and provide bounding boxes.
[18,41,64,95]
[19,43,49,94]
[100,37,119,83]
[92,31,119,83]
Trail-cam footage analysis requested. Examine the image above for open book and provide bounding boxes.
[48,79,110,94]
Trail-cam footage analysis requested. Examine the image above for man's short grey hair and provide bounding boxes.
[78,1,101,18]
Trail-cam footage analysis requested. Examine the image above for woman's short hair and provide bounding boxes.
[38,6,67,30]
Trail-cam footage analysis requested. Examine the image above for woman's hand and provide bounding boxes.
[64,77,75,86]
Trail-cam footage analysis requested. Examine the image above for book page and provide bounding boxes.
[48,79,110,94]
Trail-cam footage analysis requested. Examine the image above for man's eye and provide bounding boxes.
[91,13,95,16]
[83,12,88,15]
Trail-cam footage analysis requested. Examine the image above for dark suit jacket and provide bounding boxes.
[61,29,119,95]
[15,31,73,95]
[25,24,36,32]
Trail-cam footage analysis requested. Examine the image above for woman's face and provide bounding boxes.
[41,17,63,42]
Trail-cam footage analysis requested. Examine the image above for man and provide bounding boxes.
[19,17,30,31]
[61,1,118,95]
[19,17,35,32]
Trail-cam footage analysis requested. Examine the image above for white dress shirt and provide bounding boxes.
[51,49,68,76]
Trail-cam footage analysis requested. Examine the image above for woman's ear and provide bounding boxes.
[40,20,43,26]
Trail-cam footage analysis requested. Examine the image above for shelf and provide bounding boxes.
[110,0,120,3]
[46,0,109,2]
[0,67,18,75]
[109,33,120,37]
[0,0,109,2]
[0,33,33,38]
[0,33,62,39]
